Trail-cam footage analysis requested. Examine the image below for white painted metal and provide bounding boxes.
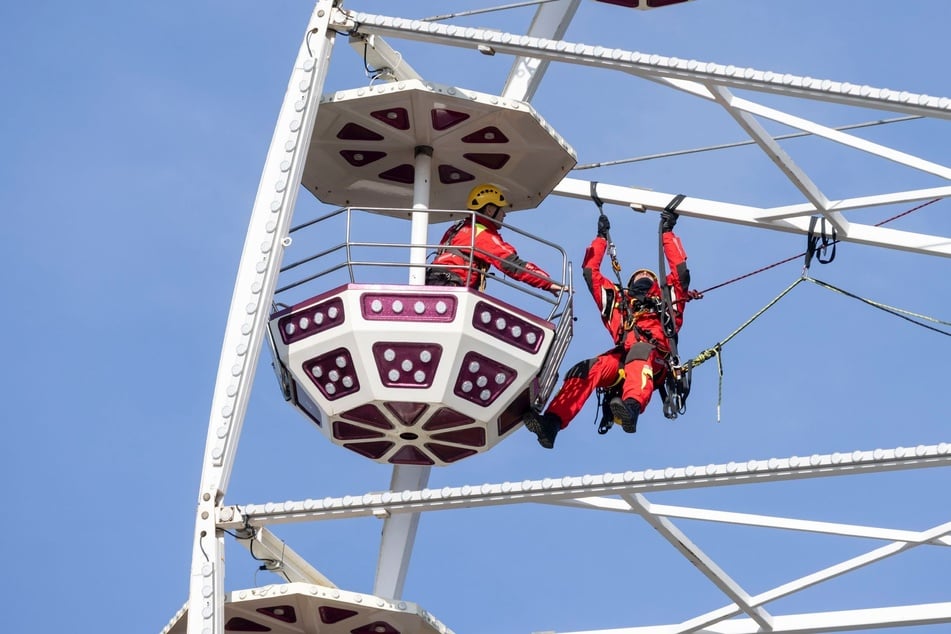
[219,442,951,526]
[556,603,951,634]
[374,465,431,600]
[186,3,336,633]
[554,178,951,258]
[501,0,581,102]
[339,9,951,258]
[348,32,422,82]
[409,146,433,286]
[379,143,432,600]
[340,11,951,119]
[235,526,337,587]
[212,442,951,633]
[165,583,453,634]
[707,84,842,234]
[622,492,775,631]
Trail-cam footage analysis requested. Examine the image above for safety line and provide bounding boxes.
[805,276,951,336]
[697,198,941,295]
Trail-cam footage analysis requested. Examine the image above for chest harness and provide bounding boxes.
[426,219,490,291]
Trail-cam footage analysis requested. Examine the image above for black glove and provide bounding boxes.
[660,208,679,233]
[597,214,611,238]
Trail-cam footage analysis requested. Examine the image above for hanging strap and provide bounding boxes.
[658,194,685,349]
[804,215,837,270]
[591,181,625,288]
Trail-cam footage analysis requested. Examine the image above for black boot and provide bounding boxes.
[609,397,640,434]
[524,410,562,449]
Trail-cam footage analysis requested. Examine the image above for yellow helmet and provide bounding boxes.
[467,183,508,211]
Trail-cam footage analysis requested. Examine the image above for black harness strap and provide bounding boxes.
[657,194,691,420]
[805,215,837,270]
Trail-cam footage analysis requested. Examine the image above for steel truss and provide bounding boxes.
[215,442,951,634]
[182,2,951,633]
[341,8,951,258]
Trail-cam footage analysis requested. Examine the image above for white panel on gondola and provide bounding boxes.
[162,583,451,634]
[269,284,558,466]
[303,78,576,215]
[266,76,576,465]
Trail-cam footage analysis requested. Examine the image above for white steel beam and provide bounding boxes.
[707,84,842,234]
[641,503,951,547]
[675,521,951,633]
[330,12,951,260]
[648,74,951,180]
[217,443,951,528]
[537,497,951,546]
[501,0,581,102]
[186,3,337,633]
[235,526,337,587]
[622,493,775,631]
[552,178,951,259]
[557,602,951,634]
[732,96,951,181]
[758,186,951,221]
[374,464,431,600]
[347,32,422,82]
[336,12,951,119]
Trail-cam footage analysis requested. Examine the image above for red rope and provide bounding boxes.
[695,198,941,296]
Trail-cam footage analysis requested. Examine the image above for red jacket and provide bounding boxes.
[583,232,689,352]
[430,219,557,290]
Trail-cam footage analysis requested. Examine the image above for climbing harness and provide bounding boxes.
[586,188,697,429]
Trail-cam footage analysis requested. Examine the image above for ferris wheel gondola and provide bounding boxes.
[266,79,577,465]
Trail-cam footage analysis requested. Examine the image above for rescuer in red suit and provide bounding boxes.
[426,183,563,294]
[524,207,691,448]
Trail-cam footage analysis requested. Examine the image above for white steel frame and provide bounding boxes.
[184,2,951,633]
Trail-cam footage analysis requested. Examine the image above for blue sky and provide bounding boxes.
[3,1,949,633]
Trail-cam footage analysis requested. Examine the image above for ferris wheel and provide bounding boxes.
[162,2,951,633]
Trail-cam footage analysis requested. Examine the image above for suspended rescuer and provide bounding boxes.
[426,183,564,295]
[523,206,696,448]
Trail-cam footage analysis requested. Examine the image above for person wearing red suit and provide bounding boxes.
[426,183,562,294]
[524,207,691,448]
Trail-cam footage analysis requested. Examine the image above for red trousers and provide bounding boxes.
[546,343,668,429]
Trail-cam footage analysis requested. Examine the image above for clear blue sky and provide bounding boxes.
[3,2,949,633]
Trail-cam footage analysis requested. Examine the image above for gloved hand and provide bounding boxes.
[660,208,679,233]
[686,289,703,301]
[597,214,611,238]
